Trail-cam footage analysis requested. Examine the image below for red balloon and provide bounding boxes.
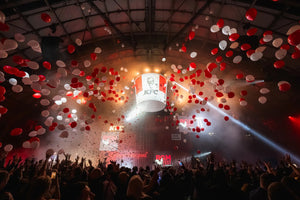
[90,53,97,60]
[218,79,224,85]
[220,62,226,71]
[278,82,291,92]
[224,116,229,121]
[0,86,6,96]
[71,60,78,67]
[41,13,51,23]
[259,38,266,45]
[247,28,257,36]
[229,33,240,41]
[85,126,91,131]
[211,48,218,55]
[280,44,290,50]
[263,30,273,37]
[100,66,107,73]
[217,18,224,28]
[216,92,223,97]
[197,150,201,154]
[273,60,285,69]
[42,61,51,70]
[0,106,8,114]
[240,90,248,96]
[190,62,196,69]
[218,104,223,108]
[245,8,257,21]
[181,45,186,52]
[241,43,251,51]
[10,128,23,136]
[288,30,300,46]
[224,105,230,110]
[236,73,244,79]
[246,49,255,57]
[39,75,46,81]
[188,31,195,40]
[70,121,77,128]
[292,49,300,59]
[216,56,223,63]
[29,137,40,143]
[63,108,70,113]
[32,93,41,99]
[207,62,217,72]
[225,50,233,57]
[67,45,75,54]
[0,22,10,31]
[228,92,235,98]
[13,55,24,65]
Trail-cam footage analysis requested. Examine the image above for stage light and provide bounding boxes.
[196,151,212,157]
[174,81,300,164]
[144,68,150,72]
[72,109,77,114]
[288,116,293,119]
[154,68,160,73]
[126,106,144,121]
[162,57,166,62]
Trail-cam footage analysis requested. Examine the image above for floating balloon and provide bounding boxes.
[10,128,23,136]
[240,100,247,106]
[190,52,197,58]
[273,60,285,69]
[229,28,237,35]
[67,44,75,54]
[14,33,25,42]
[263,34,273,42]
[75,38,82,46]
[222,26,230,35]
[278,81,291,92]
[260,88,270,94]
[250,52,263,61]
[188,30,195,40]
[40,99,50,106]
[233,55,242,64]
[286,25,300,35]
[230,42,239,49]
[22,141,31,148]
[241,43,251,51]
[210,25,220,33]
[245,8,257,21]
[12,85,23,93]
[56,60,66,67]
[0,11,5,23]
[4,144,13,152]
[42,61,51,70]
[288,30,300,46]
[229,33,240,41]
[255,46,267,53]
[247,28,257,36]
[275,49,287,60]
[272,38,283,48]
[41,110,50,117]
[9,78,17,85]
[3,39,18,51]
[30,74,39,82]
[0,50,7,59]
[41,13,51,23]
[211,48,218,55]
[246,75,255,82]
[258,96,267,104]
[27,61,39,70]
[219,40,227,50]
[27,40,39,48]
[217,18,224,28]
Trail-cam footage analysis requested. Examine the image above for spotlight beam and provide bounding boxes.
[174,81,300,164]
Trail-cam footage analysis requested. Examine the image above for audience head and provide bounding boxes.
[27,176,51,200]
[267,182,296,200]
[126,175,148,200]
[0,170,10,191]
[260,173,275,190]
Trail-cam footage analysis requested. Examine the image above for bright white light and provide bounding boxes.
[57,115,63,120]
[55,100,62,105]
[61,97,67,103]
[196,152,212,158]
[72,109,77,114]
[73,90,80,96]
[76,99,82,104]
[174,81,300,164]
[154,69,160,73]
[144,68,150,73]
[162,57,166,62]
[126,107,144,121]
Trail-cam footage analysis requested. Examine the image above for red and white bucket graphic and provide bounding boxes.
[134,73,167,112]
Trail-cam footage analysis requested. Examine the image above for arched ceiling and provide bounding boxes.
[0,0,300,161]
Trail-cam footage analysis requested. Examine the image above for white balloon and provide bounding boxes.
[51,104,59,110]
[84,60,91,68]
[190,52,197,58]
[240,100,247,106]
[22,77,32,85]
[52,95,62,101]
[0,11,5,23]
[41,110,50,117]
[27,61,39,70]
[219,40,227,50]
[286,25,300,35]
[260,88,270,94]
[258,96,267,104]
[31,82,42,91]
[230,42,239,49]
[3,39,18,51]
[229,28,237,35]
[28,131,37,137]
[275,49,287,60]
[0,71,5,82]
[255,46,267,53]
[57,68,67,77]
[210,25,220,33]
[233,55,242,64]
[31,45,42,53]
[14,33,25,42]
[9,78,17,85]
[263,34,273,42]
[40,99,50,106]
[222,26,230,35]
[4,144,13,152]
[75,38,82,46]
[246,74,255,82]
[12,85,23,93]
[272,38,283,48]
[37,128,46,135]
[31,141,40,149]
[250,52,263,61]
[56,60,66,67]
[30,74,40,82]
[94,47,102,53]
[22,141,31,148]
[0,50,8,58]
[27,40,39,48]
[72,69,81,76]
[41,89,51,96]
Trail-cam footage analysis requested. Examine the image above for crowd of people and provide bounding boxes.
[0,150,299,200]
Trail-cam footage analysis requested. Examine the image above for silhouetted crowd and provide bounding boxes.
[0,150,299,200]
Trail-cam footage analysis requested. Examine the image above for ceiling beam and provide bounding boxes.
[76,0,95,41]
[44,0,73,43]
[163,0,215,51]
